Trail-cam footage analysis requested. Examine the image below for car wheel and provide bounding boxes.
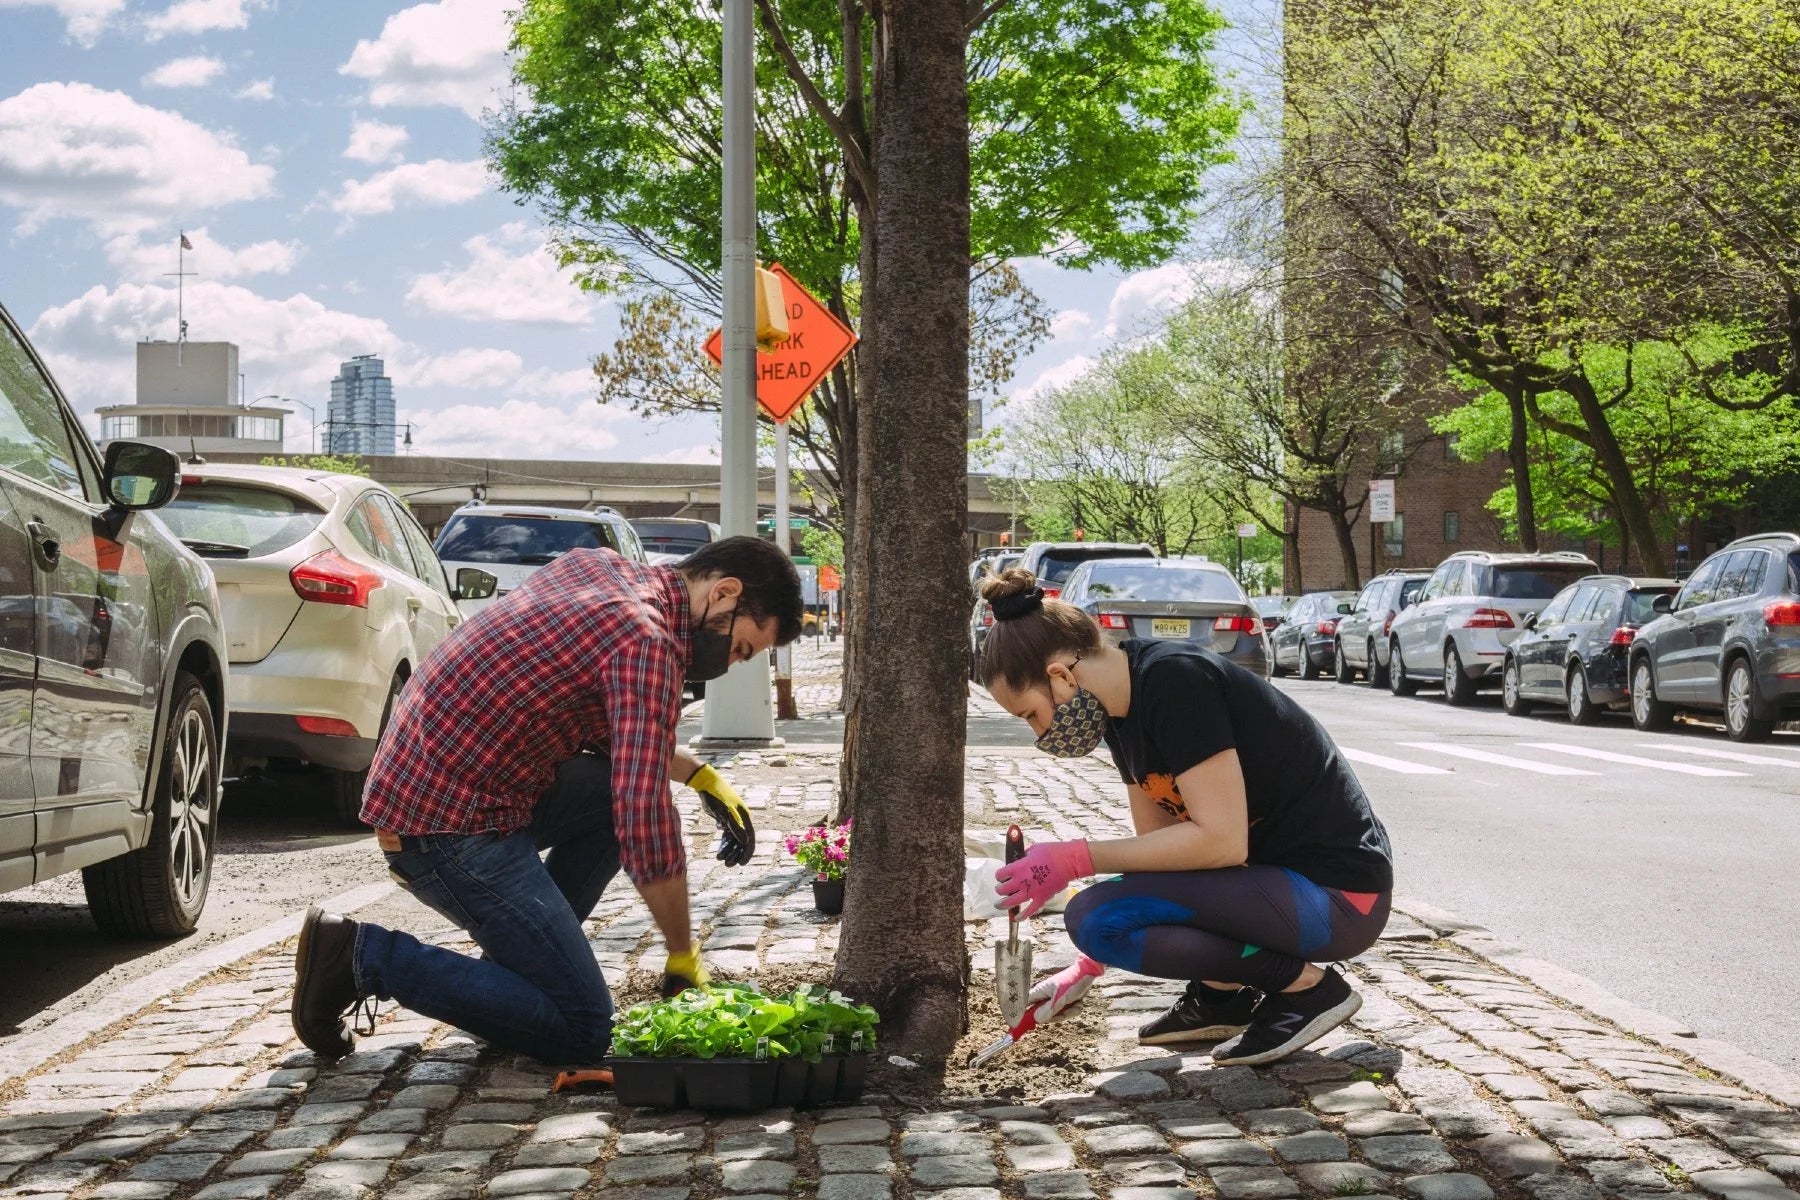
[1724,657,1774,743]
[1630,657,1675,731]
[1300,643,1322,681]
[1443,643,1478,706]
[1566,663,1598,726]
[1502,657,1531,716]
[1367,639,1389,690]
[328,673,404,828]
[1270,641,1289,678]
[1334,639,1356,684]
[1389,641,1418,696]
[82,672,219,938]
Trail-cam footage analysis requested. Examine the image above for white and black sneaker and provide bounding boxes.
[1138,982,1262,1046]
[1211,967,1361,1066]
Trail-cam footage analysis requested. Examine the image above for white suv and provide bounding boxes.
[434,502,648,615]
[156,464,496,822]
[1387,550,1598,705]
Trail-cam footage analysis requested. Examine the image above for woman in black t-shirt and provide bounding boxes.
[980,568,1394,1066]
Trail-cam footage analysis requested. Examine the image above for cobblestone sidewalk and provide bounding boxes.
[3,742,1795,1200]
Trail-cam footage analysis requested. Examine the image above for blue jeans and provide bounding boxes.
[355,753,623,1064]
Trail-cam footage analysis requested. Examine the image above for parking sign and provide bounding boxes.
[1369,479,1396,523]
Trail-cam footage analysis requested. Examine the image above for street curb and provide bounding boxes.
[0,880,395,1091]
[1393,894,1800,1108]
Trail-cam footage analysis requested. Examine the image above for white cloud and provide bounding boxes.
[339,0,512,119]
[343,119,408,164]
[330,158,487,216]
[1049,309,1094,342]
[414,399,624,458]
[405,224,600,326]
[640,443,722,465]
[1102,264,1197,338]
[1014,353,1097,403]
[144,55,226,88]
[0,0,126,46]
[102,226,300,281]
[508,366,597,402]
[0,83,274,232]
[144,0,265,39]
[408,347,524,389]
[235,78,275,101]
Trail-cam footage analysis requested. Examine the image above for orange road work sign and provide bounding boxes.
[704,264,858,424]
[819,565,842,593]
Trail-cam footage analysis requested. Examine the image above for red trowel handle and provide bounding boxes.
[1004,824,1026,866]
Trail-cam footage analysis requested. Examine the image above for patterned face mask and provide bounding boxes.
[1035,685,1109,759]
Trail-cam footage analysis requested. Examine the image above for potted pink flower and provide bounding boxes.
[786,820,851,915]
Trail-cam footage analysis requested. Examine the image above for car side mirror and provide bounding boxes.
[1336,602,1354,616]
[454,567,499,601]
[102,441,181,510]
[1521,612,1538,631]
[1653,593,1674,614]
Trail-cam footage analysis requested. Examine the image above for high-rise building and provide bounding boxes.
[326,355,396,455]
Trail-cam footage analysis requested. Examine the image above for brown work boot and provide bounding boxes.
[293,907,364,1058]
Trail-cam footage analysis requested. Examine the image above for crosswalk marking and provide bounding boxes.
[1341,747,1453,775]
[1634,743,1800,768]
[1521,742,1747,777]
[1398,742,1599,776]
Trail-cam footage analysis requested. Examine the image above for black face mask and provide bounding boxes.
[686,600,738,683]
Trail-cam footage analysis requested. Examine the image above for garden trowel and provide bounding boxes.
[993,824,1033,1027]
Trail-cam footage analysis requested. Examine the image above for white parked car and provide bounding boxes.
[154,464,496,822]
[434,502,648,615]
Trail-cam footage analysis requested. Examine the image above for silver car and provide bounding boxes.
[1335,570,1430,687]
[1060,557,1269,676]
[1388,551,1598,705]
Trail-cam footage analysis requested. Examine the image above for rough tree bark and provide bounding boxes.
[1328,504,1361,589]
[1504,381,1540,553]
[832,0,971,1061]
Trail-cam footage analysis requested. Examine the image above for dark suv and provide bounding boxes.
[0,303,229,935]
[1628,533,1800,741]
[1014,541,1156,600]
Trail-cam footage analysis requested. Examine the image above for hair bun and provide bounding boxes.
[981,566,1044,621]
[990,587,1045,621]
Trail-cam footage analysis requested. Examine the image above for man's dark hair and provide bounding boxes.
[680,535,805,645]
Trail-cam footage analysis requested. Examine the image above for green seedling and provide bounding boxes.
[608,981,879,1060]
[1351,1068,1385,1083]
[1664,1165,1689,1183]
[1334,1177,1374,1196]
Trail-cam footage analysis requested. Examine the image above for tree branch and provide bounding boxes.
[755,0,876,201]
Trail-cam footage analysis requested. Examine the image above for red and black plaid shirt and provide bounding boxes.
[361,549,693,885]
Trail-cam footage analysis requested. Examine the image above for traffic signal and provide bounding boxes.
[1073,526,1086,541]
[999,531,1011,546]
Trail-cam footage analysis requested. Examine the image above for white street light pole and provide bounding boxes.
[698,0,777,747]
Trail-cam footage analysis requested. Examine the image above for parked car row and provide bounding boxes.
[1315,539,1800,742]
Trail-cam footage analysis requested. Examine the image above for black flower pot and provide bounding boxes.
[803,1055,842,1107]
[683,1058,779,1111]
[608,1058,684,1109]
[812,878,845,916]
[774,1056,808,1107]
[835,1051,869,1103]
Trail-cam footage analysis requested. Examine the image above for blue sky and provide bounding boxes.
[0,0,1273,462]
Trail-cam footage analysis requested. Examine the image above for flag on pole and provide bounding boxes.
[179,232,193,250]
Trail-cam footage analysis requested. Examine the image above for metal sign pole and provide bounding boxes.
[774,419,797,719]
[698,0,776,748]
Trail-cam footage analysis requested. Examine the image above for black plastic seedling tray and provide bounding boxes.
[606,1052,869,1112]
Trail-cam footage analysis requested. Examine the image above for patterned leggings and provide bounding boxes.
[1061,866,1390,994]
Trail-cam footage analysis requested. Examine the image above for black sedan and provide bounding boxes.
[1502,575,1678,724]
[1269,591,1356,680]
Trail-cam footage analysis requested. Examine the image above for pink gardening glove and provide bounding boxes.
[1027,954,1105,1022]
[995,840,1094,919]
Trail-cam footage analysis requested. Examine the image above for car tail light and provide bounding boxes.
[1766,600,1800,626]
[1097,612,1130,630]
[1213,614,1264,636]
[981,608,994,627]
[1609,625,1638,646]
[291,549,383,608]
[296,715,361,737]
[180,474,205,487]
[1041,587,1061,601]
[1383,613,1396,637]
[1460,607,1515,629]
[1317,618,1339,636]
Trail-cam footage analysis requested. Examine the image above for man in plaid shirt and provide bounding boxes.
[290,536,804,1063]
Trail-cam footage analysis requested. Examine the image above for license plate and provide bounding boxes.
[1151,618,1191,638]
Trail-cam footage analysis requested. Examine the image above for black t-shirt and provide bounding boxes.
[1100,639,1394,893]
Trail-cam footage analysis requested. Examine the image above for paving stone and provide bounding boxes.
[384,1179,479,1200]
[387,1086,459,1111]
[1345,1112,1431,1137]
[1513,1101,1581,1128]
[1761,1158,1800,1183]
[487,1168,593,1196]
[1296,1162,1393,1194]
[815,1120,893,1146]
[979,1106,1050,1122]
[902,1132,990,1159]
[1191,1068,1296,1113]
[1357,1137,1459,1175]
[1307,1081,1390,1114]
[1082,1126,1169,1157]
[1157,1114,1239,1140]
[1205,1165,1303,1199]
[1401,1174,1494,1200]
[92,1184,179,1200]
[604,1155,693,1186]
[1607,1115,1676,1141]
[227,1149,317,1175]
[1096,1073,1172,1102]
[909,1156,999,1188]
[1688,1170,1798,1200]
[55,1136,164,1161]
[1243,1109,1321,1136]
[1103,1158,1189,1186]
[1006,1145,1078,1172]
[1583,1159,1680,1193]
[721,1161,795,1193]
[905,1113,983,1133]
[715,1131,795,1161]
[292,1103,367,1127]
[357,1110,429,1134]
[818,1146,897,1175]
[264,1126,339,1151]
[1272,1131,1349,1163]
[332,1048,410,1075]
[915,1189,1002,1200]
[1657,1140,1747,1173]
[1514,1173,1606,1200]
[1111,1190,1195,1200]
[511,1140,600,1168]
[1578,1090,1652,1118]
[1544,1121,1631,1160]
[530,1113,612,1143]
[620,1129,706,1155]
[164,1130,257,1155]
[125,1155,223,1182]
[404,1062,475,1086]
[193,1179,282,1200]
[817,1107,885,1124]
[1001,1122,1065,1146]
[1023,1173,1098,1200]
[454,1103,534,1124]
[1179,1140,1271,1167]
[329,1134,414,1159]
[1475,1135,1560,1179]
[398,1153,493,1175]
[437,1124,521,1150]
[1480,1075,1549,1101]
[817,1176,891,1200]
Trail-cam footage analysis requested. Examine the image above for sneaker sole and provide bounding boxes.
[1211,989,1362,1066]
[1138,1022,1251,1046]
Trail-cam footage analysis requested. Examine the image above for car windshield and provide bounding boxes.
[1481,563,1593,600]
[1251,596,1289,616]
[1084,565,1242,603]
[157,483,325,558]
[1038,549,1150,585]
[436,514,618,565]
[1625,589,1676,623]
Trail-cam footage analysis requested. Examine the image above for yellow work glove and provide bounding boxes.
[662,947,709,999]
[689,764,756,867]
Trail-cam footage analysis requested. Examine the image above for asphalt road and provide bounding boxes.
[1280,671,1800,1074]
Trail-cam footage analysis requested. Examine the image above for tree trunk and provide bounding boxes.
[1328,503,1361,589]
[1563,372,1666,575]
[834,0,971,1062]
[1283,502,1304,595]
[1505,382,1538,553]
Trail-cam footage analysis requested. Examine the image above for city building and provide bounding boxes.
[96,340,289,455]
[326,355,397,455]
